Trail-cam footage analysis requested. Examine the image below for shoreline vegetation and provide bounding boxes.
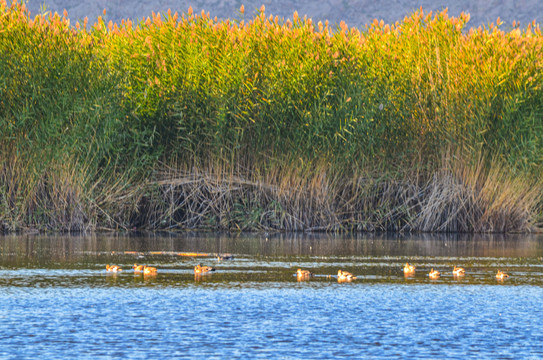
[0,1,542,233]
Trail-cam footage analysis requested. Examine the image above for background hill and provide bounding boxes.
[25,0,543,29]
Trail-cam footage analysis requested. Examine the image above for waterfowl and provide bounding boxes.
[296,269,313,278]
[217,254,233,261]
[143,266,157,275]
[133,264,144,272]
[194,264,215,274]
[452,266,465,276]
[428,269,440,279]
[403,263,416,273]
[337,269,357,281]
[106,264,122,273]
[496,270,509,280]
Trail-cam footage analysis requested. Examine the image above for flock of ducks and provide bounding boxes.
[106,263,358,282]
[105,261,511,282]
[403,263,510,280]
[106,263,210,275]
[105,253,229,276]
[106,264,157,275]
[295,268,357,282]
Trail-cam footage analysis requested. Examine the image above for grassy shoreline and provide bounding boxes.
[0,2,541,233]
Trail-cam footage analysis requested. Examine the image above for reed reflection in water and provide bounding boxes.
[1,232,542,261]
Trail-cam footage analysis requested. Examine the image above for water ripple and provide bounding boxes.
[4,285,543,359]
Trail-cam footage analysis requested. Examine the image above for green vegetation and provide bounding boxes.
[0,1,541,232]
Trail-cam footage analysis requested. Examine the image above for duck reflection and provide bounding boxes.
[194,273,214,282]
[404,272,415,280]
[105,272,119,285]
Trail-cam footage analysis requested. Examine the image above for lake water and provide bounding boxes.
[1,233,542,359]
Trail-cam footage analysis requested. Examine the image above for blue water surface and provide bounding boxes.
[1,233,542,359]
[1,283,542,359]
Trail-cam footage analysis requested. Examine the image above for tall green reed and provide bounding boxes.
[0,1,541,231]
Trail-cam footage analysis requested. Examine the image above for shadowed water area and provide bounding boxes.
[1,233,543,359]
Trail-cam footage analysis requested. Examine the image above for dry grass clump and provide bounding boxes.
[415,158,541,232]
[1,149,539,233]
[0,154,87,232]
[122,152,541,233]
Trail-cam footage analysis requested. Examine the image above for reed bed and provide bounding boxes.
[0,1,541,232]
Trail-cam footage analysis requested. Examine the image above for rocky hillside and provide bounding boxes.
[25,0,542,29]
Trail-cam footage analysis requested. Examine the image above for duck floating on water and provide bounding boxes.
[403,263,416,274]
[194,264,215,274]
[337,269,357,281]
[452,266,465,276]
[143,266,157,275]
[428,269,440,279]
[296,269,313,280]
[106,264,122,273]
[133,264,144,272]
